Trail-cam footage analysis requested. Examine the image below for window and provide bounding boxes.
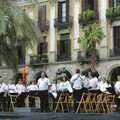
[58,0,69,23]
[112,0,120,7]
[37,37,47,55]
[57,33,71,61]
[38,5,46,25]
[61,1,67,22]
[83,0,94,10]
[17,45,25,64]
[113,26,120,55]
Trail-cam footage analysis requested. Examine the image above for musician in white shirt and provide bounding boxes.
[88,72,99,93]
[16,79,26,107]
[37,71,51,112]
[27,81,38,107]
[115,79,120,110]
[70,69,83,111]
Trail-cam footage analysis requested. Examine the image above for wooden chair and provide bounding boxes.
[106,94,116,112]
[89,93,98,112]
[76,92,92,113]
[54,92,69,112]
[9,93,18,112]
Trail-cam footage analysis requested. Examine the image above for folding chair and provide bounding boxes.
[106,94,116,112]
[76,92,91,113]
[54,92,69,112]
[9,93,18,112]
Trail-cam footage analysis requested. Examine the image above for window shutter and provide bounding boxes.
[67,39,71,59]
[66,0,69,22]
[58,1,62,23]
[94,0,99,20]
[57,40,60,60]
[82,0,85,12]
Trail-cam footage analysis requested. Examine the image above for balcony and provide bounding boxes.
[30,54,48,64]
[77,50,99,63]
[106,6,120,22]
[56,54,71,62]
[79,9,97,26]
[109,49,120,57]
[38,20,49,32]
[54,16,73,30]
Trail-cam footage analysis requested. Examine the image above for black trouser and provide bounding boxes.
[29,91,35,108]
[116,97,120,111]
[16,92,27,107]
[38,90,49,112]
[73,89,83,111]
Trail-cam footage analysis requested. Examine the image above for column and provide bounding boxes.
[49,0,56,62]
[99,0,108,58]
[72,0,80,61]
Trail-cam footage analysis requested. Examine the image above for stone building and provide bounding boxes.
[0,0,120,82]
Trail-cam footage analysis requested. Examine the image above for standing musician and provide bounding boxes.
[70,69,84,111]
[37,71,51,112]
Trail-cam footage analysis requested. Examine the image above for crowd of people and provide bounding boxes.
[0,68,120,112]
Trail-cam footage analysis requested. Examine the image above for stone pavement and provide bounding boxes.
[0,112,120,120]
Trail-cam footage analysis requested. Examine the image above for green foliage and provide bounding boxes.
[106,5,120,21]
[79,23,105,51]
[0,0,41,71]
[79,9,96,25]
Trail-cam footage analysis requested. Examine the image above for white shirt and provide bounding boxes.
[8,84,17,93]
[98,81,111,93]
[27,84,38,92]
[37,77,51,91]
[115,81,120,93]
[70,74,83,90]
[0,83,7,93]
[16,84,26,94]
[89,77,99,90]
[49,84,57,98]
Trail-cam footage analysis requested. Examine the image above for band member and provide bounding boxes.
[16,79,26,107]
[70,69,84,111]
[114,78,120,111]
[37,71,51,112]
[27,81,38,108]
[88,72,99,93]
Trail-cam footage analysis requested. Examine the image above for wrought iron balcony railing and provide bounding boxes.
[79,9,98,26]
[54,16,73,29]
[106,6,120,22]
[109,48,120,57]
[30,54,48,64]
[38,20,49,31]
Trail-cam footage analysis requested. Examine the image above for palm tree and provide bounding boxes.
[0,0,41,71]
[79,23,105,72]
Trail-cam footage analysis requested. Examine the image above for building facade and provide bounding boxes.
[0,0,120,82]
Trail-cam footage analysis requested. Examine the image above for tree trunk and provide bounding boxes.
[91,42,96,72]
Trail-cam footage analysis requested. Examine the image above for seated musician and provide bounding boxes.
[16,79,26,107]
[88,72,99,93]
[27,81,38,108]
[114,78,120,111]
[0,81,8,111]
[98,78,112,94]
